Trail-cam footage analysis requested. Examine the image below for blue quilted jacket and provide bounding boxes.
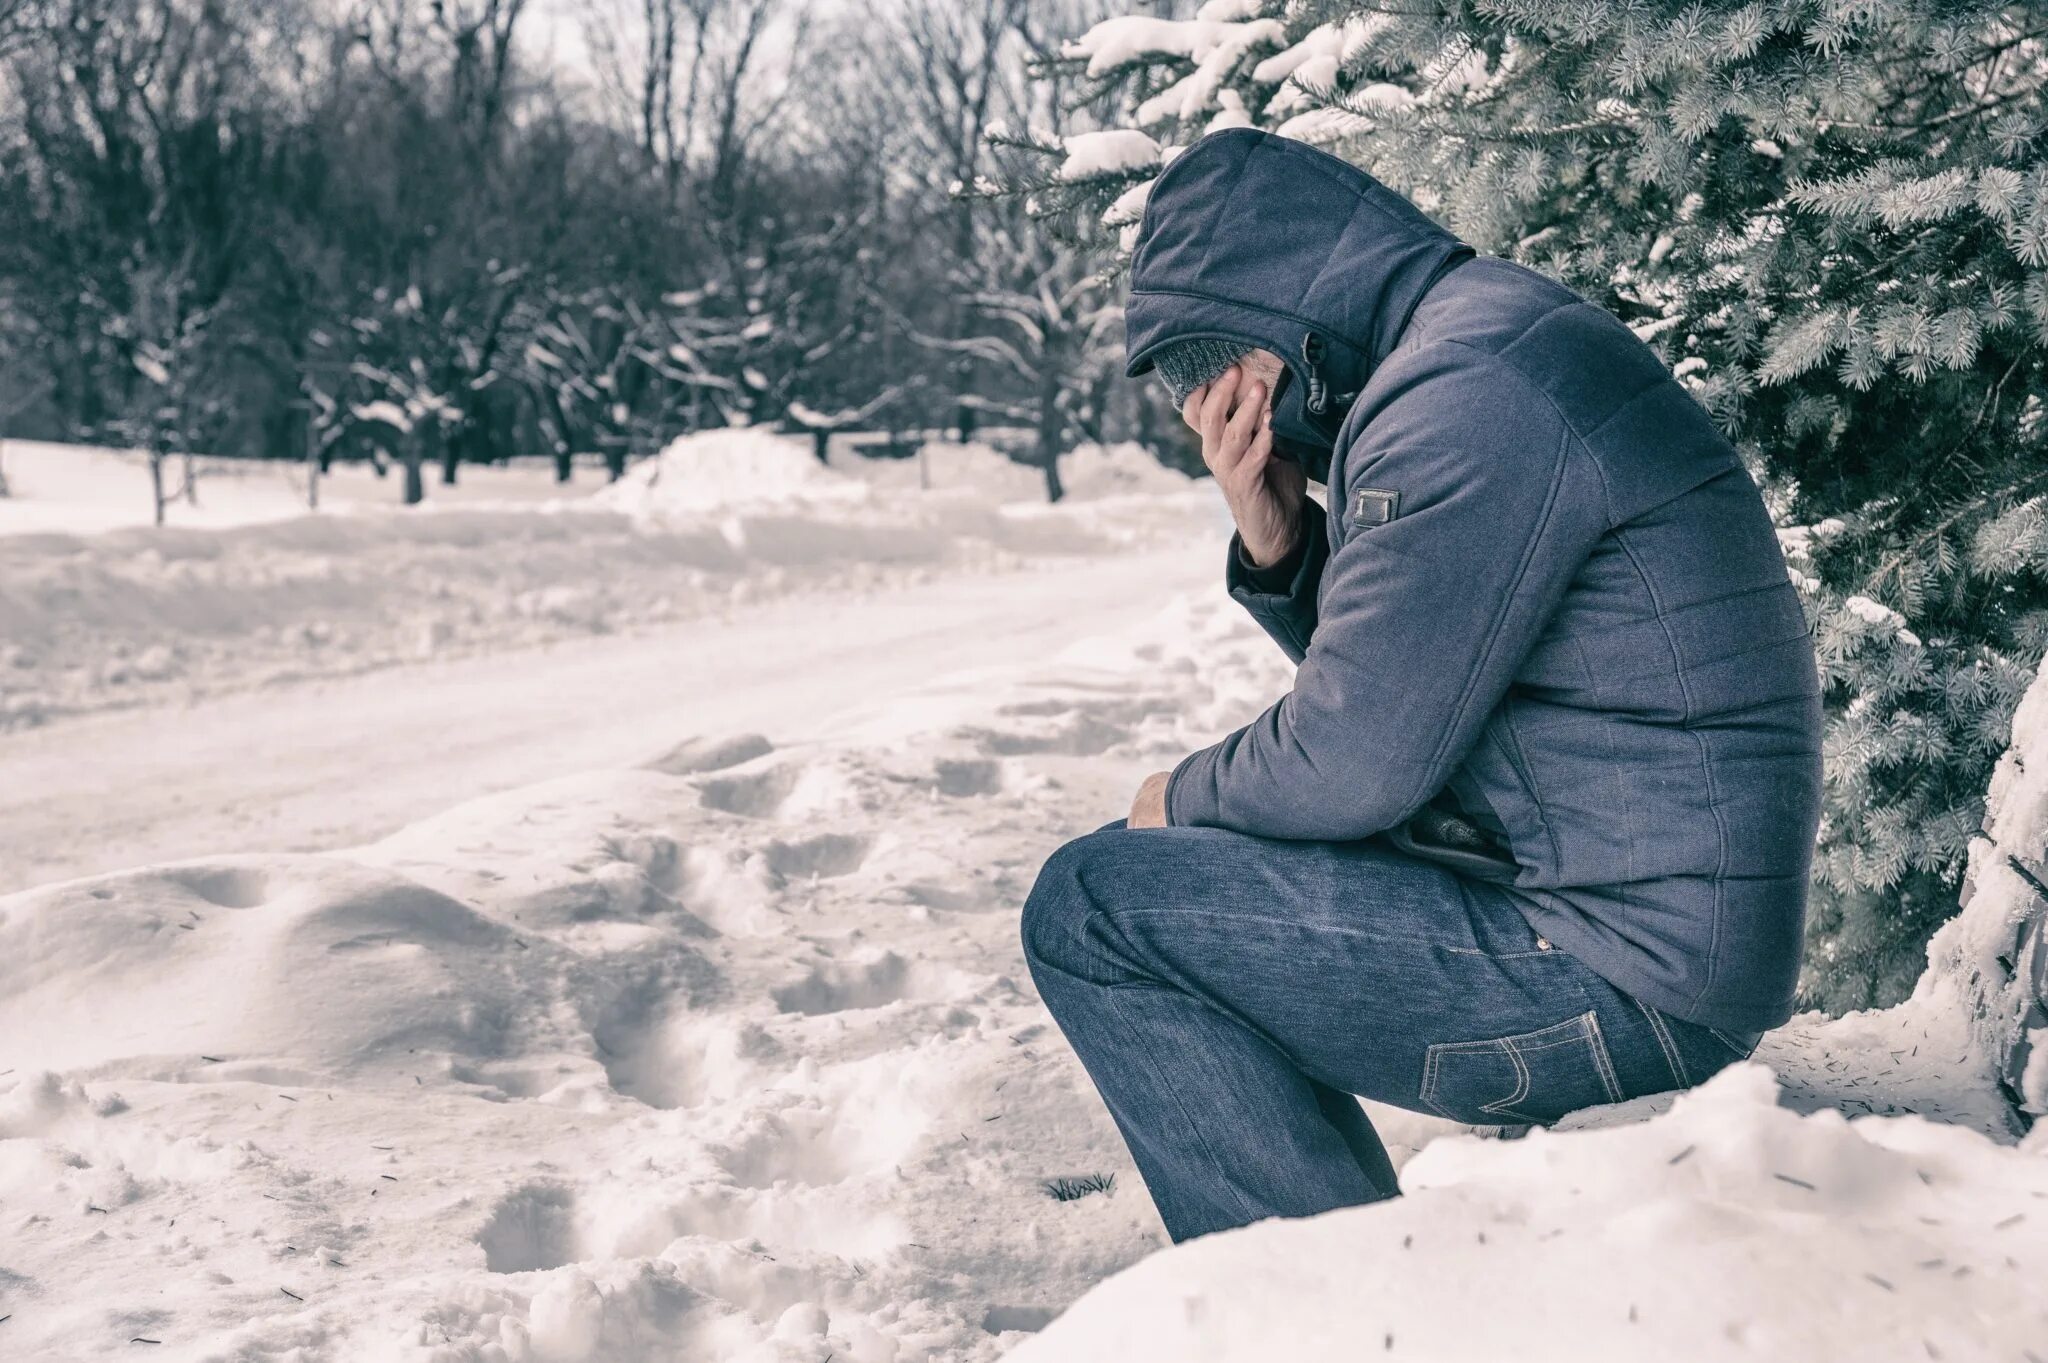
[1131,129,1824,1032]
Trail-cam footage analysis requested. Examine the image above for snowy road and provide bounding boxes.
[0,547,1209,892]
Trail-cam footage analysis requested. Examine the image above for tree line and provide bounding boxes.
[0,0,1174,506]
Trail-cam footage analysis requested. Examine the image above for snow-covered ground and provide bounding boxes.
[0,440,590,538]
[1,433,2042,1361]
[0,434,1204,734]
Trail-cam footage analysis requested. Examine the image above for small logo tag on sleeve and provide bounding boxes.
[1352,487,1400,526]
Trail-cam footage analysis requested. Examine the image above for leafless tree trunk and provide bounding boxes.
[404,433,427,505]
[148,440,169,526]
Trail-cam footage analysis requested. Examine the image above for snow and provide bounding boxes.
[1842,592,1924,646]
[0,435,1208,734]
[1055,130,1160,182]
[1931,649,2048,1118]
[597,427,872,516]
[1100,178,1154,230]
[0,547,1212,892]
[350,398,414,433]
[0,435,2041,1360]
[1015,1064,2048,1362]
[0,439,584,538]
[0,568,1270,1360]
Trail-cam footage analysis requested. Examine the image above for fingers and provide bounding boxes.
[1211,377,1266,481]
[1198,366,1240,457]
[1223,377,1265,452]
[1237,420,1275,481]
[1180,369,1232,432]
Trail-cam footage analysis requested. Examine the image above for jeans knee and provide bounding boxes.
[1020,829,1114,972]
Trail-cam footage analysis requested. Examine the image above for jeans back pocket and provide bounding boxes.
[1420,1011,1625,1125]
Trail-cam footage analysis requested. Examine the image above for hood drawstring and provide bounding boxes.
[1300,332,1330,416]
[1300,331,1361,417]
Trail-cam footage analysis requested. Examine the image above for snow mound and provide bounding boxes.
[1932,642,2048,1120]
[830,440,1197,505]
[598,427,869,519]
[1015,1063,2048,1363]
[0,856,580,1077]
[840,441,1049,502]
[1057,441,1199,501]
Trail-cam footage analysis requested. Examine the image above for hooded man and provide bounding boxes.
[1019,128,1824,1243]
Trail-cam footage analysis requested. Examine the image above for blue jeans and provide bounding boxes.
[1020,820,1757,1242]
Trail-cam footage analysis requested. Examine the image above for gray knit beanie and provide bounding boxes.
[1150,337,1254,409]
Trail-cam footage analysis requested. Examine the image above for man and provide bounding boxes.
[1020,128,1824,1243]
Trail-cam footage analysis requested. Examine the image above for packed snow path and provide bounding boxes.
[0,547,1209,893]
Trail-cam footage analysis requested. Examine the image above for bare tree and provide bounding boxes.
[909,211,1120,502]
[585,0,805,206]
[884,0,1024,261]
[517,287,674,482]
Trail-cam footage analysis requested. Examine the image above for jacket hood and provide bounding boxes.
[1125,128,1472,474]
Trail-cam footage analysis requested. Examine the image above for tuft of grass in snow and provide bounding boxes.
[1042,1172,1117,1202]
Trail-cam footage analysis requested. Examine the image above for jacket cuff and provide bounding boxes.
[1226,509,1327,605]
[1235,529,1308,594]
[1163,744,1221,828]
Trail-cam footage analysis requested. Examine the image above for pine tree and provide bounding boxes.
[1016,0,2048,1011]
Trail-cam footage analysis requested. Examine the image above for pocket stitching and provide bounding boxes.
[1489,1038,1534,1119]
[1421,1011,1623,1124]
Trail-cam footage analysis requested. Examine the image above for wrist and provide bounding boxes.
[1240,513,1304,570]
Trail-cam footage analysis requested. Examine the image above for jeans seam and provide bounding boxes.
[1419,1043,1456,1120]
[1708,1026,1759,1060]
[1583,1011,1625,1106]
[1103,982,1267,1230]
[1632,996,1690,1088]
[1066,884,1267,1231]
[1104,907,1503,959]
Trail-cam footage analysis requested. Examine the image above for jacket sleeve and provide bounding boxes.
[1166,350,1610,841]
[1224,508,1329,664]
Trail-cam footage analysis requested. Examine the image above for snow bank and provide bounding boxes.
[596,427,871,518]
[1057,441,1202,500]
[0,435,1217,730]
[0,439,590,538]
[1014,1063,2048,1363]
[1927,645,2048,1120]
[838,440,1197,507]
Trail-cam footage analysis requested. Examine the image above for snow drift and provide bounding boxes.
[1013,1060,2048,1362]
